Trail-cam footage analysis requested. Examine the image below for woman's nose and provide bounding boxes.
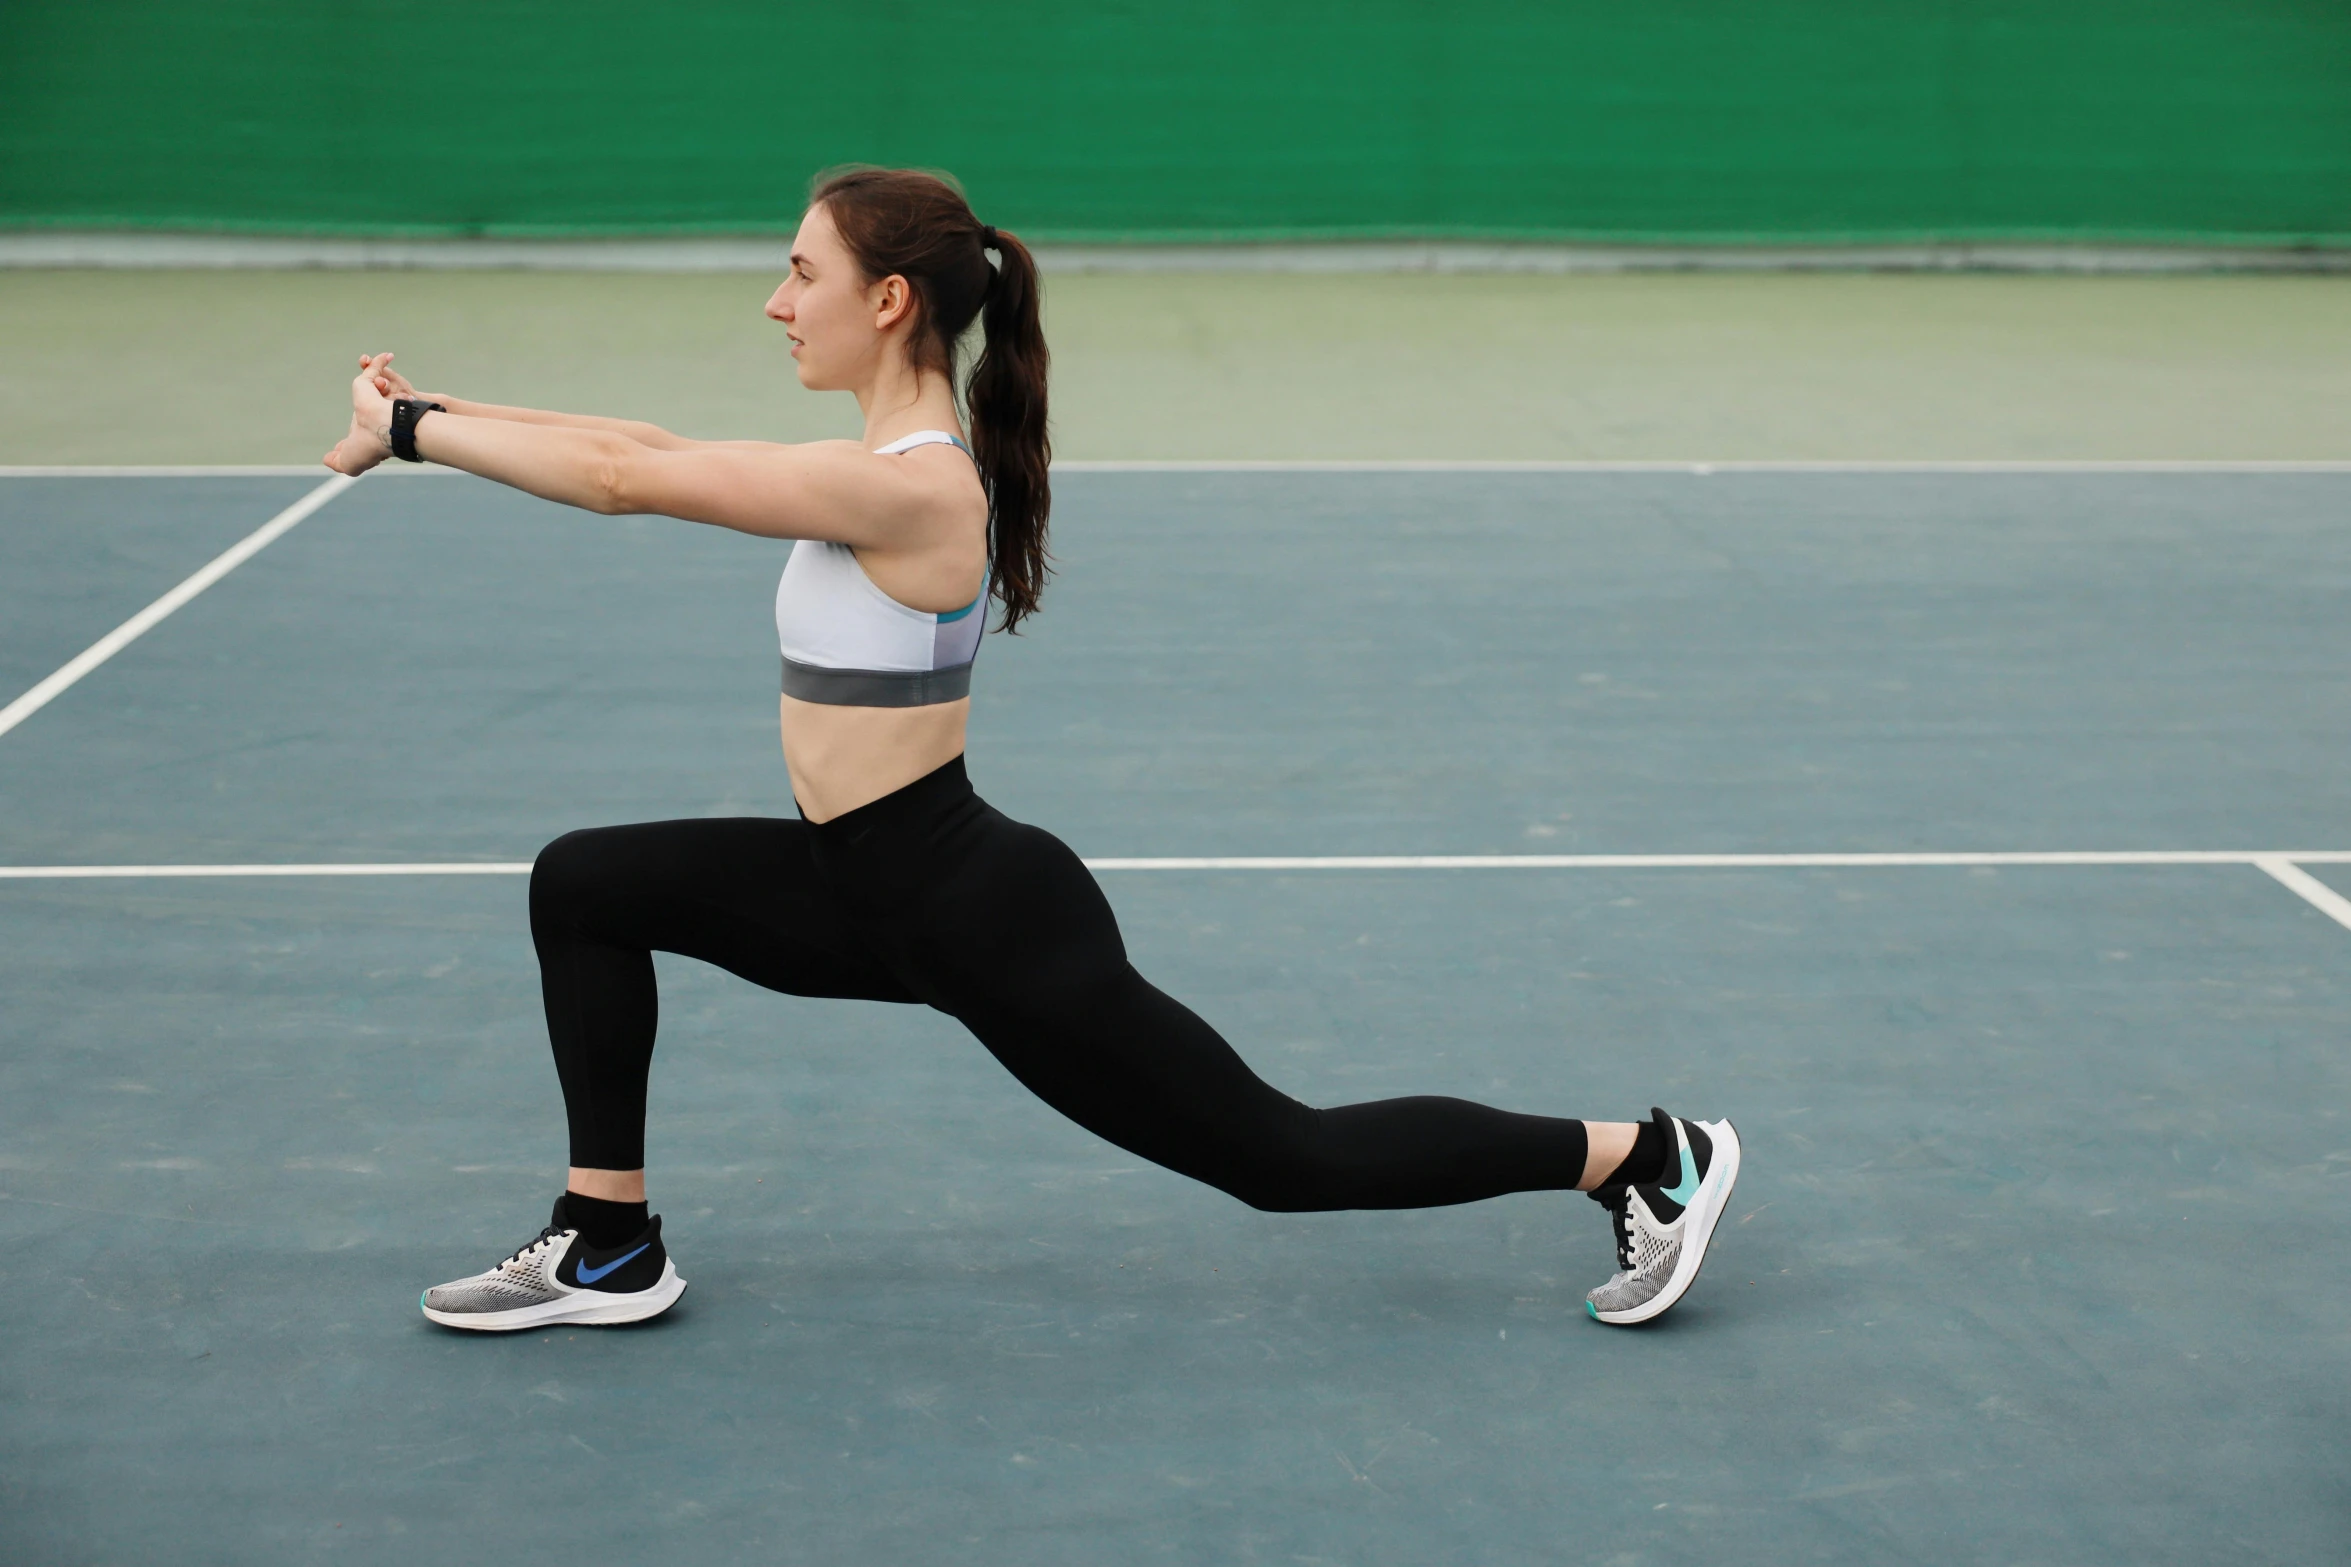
[764,284,791,321]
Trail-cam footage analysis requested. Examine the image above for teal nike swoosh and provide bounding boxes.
[574,1243,650,1285]
[1660,1125,1701,1207]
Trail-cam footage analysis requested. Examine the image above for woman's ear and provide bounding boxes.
[873,274,916,332]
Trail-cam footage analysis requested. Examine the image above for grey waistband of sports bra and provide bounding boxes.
[781,654,973,708]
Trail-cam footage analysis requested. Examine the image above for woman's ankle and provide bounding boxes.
[566,1165,646,1203]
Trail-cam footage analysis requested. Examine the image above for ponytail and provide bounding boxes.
[966,228,1050,632]
[809,166,1053,632]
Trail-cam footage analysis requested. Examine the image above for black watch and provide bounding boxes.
[390,398,445,462]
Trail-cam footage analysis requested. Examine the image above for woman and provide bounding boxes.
[325,167,1739,1331]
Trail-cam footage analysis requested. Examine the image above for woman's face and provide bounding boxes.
[766,203,902,392]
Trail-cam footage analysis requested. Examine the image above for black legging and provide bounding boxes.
[530,755,1588,1210]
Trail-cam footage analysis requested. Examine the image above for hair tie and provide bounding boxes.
[979,225,1000,251]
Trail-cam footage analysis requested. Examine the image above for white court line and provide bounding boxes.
[0,862,535,879]
[8,850,2345,935]
[1054,460,2351,474]
[0,474,355,742]
[2254,857,2351,933]
[4,850,2349,880]
[0,465,438,479]
[1081,850,2351,870]
[8,461,2351,478]
[0,465,339,478]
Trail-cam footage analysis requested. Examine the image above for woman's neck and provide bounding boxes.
[855,363,961,450]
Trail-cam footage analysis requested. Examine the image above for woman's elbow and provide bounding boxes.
[584,441,638,514]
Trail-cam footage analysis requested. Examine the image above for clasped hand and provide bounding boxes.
[322,352,435,475]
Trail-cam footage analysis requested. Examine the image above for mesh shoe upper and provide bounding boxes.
[423,1223,572,1315]
[1586,1188,1686,1315]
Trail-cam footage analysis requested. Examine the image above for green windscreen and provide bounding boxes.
[3,1,2346,243]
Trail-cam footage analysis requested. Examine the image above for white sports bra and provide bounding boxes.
[773,430,986,707]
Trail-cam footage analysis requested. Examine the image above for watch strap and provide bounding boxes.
[390,398,445,462]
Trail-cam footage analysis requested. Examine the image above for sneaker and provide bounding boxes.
[1585,1108,1741,1326]
[421,1198,686,1332]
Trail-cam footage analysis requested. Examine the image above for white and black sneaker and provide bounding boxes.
[421,1198,686,1332]
[1585,1108,1741,1326]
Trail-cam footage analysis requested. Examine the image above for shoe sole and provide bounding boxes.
[421,1260,687,1332]
[1589,1118,1742,1326]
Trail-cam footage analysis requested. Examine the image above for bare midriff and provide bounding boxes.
[780,693,970,823]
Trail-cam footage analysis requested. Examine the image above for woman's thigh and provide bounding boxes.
[921,813,1308,1157]
[532,816,915,1004]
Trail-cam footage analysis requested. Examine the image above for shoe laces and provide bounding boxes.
[1594,1185,1635,1272]
[501,1224,569,1270]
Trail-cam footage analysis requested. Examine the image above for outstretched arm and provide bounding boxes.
[324,354,966,552]
[364,354,703,451]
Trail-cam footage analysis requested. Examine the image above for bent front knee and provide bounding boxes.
[530,825,631,926]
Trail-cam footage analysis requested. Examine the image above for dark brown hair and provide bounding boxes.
[809,166,1051,631]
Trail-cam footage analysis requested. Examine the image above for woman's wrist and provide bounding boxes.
[389,398,447,462]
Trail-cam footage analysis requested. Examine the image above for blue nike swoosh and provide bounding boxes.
[574,1243,650,1285]
[1660,1124,1702,1207]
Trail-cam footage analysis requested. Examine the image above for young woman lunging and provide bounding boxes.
[323,168,1740,1331]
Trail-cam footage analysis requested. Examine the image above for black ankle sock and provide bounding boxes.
[558,1191,649,1249]
[1596,1118,1667,1192]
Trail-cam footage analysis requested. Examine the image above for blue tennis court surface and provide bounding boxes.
[3,470,2347,1564]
